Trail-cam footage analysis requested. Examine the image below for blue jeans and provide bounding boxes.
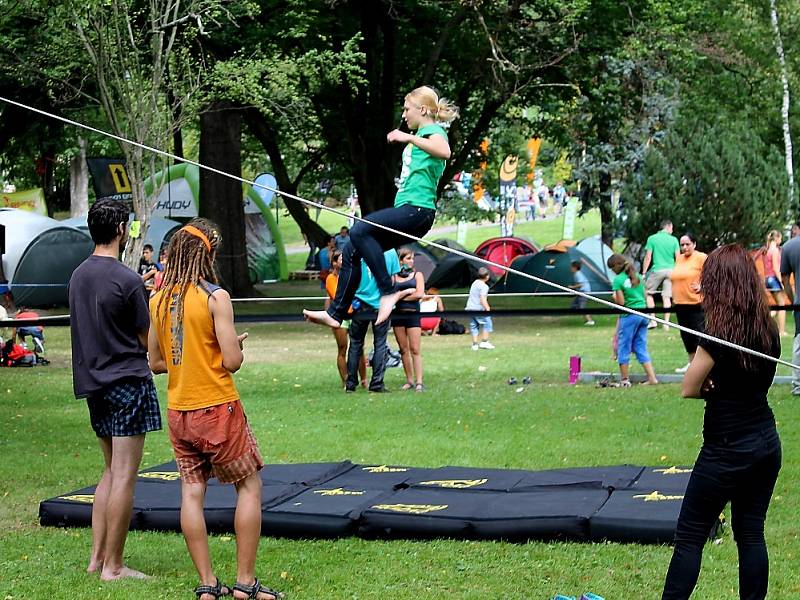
[617,314,651,365]
[327,205,435,322]
[346,307,391,391]
[662,426,781,599]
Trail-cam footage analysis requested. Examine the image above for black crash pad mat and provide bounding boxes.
[40,461,695,544]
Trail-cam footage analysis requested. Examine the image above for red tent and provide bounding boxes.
[474,237,539,276]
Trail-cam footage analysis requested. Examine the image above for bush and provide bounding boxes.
[619,118,789,251]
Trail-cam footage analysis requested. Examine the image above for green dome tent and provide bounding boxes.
[1,208,93,307]
[144,163,287,281]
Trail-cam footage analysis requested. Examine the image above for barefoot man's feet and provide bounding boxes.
[100,565,150,581]
[303,309,342,328]
[87,560,103,574]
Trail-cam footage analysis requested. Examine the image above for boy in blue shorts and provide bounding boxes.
[466,267,494,350]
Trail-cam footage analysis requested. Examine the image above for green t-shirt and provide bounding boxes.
[612,271,647,310]
[644,230,679,272]
[394,124,448,211]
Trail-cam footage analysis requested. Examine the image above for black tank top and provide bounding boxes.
[395,272,420,312]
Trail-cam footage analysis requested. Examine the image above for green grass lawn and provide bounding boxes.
[1,302,798,599]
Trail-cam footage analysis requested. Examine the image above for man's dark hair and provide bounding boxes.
[571,260,582,269]
[87,199,128,245]
[143,244,154,252]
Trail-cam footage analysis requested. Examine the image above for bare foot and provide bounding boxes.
[376,289,414,324]
[303,309,341,328]
[641,379,659,385]
[100,565,150,581]
[87,560,103,574]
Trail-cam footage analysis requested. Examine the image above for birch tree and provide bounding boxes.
[769,0,795,208]
[70,0,215,268]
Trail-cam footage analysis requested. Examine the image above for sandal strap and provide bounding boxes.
[195,577,229,598]
[232,578,284,599]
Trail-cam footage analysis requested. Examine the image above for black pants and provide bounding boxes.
[674,304,705,355]
[346,310,391,391]
[326,205,435,322]
[662,425,781,600]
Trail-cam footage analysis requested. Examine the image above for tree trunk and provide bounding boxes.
[69,136,89,217]
[769,0,795,208]
[199,102,252,297]
[598,171,614,247]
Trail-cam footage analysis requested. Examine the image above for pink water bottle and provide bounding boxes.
[569,355,581,384]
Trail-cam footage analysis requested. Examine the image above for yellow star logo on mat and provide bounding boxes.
[138,471,181,481]
[417,479,489,489]
[59,494,95,504]
[633,491,684,502]
[362,465,409,473]
[312,488,366,496]
[371,503,448,514]
[653,466,692,475]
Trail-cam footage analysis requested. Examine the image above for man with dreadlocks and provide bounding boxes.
[148,218,283,600]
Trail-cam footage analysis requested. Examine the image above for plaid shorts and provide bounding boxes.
[87,378,162,438]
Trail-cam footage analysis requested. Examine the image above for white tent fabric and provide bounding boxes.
[575,235,615,282]
[0,208,93,307]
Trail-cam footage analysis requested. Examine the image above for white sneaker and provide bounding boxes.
[584,320,595,326]
[675,363,690,374]
[471,343,479,351]
[478,341,495,350]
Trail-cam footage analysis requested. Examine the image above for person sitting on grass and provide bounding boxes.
[568,260,595,326]
[607,253,658,386]
[467,267,494,350]
[148,219,283,600]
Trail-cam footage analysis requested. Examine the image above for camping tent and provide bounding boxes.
[575,235,615,283]
[400,241,438,282]
[427,238,469,263]
[61,215,182,255]
[494,241,611,294]
[144,163,288,281]
[475,237,539,277]
[426,253,486,289]
[0,208,93,307]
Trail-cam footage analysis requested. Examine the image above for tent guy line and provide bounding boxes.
[1,94,796,370]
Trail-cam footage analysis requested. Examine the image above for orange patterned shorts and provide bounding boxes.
[167,401,263,484]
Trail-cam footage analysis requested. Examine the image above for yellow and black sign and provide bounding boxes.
[86,157,133,202]
[371,503,448,515]
[417,478,488,489]
[633,491,684,502]
[59,494,95,504]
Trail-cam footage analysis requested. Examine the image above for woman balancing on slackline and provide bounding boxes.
[304,86,459,327]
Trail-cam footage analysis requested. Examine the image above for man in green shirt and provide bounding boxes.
[641,219,680,330]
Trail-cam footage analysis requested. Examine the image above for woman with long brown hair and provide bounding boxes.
[662,244,782,600]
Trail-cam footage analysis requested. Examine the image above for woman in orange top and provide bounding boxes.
[669,233,707,373]
[325,250,366,388]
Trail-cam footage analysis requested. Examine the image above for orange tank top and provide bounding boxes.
[149,281,239,411]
